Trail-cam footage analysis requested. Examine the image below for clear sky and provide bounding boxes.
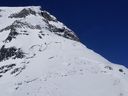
[0,0,128,67]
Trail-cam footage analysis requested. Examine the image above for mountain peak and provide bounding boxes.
[0,6,79,42]
[0,6,128,96]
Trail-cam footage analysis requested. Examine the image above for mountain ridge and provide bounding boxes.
[0,6,128,96]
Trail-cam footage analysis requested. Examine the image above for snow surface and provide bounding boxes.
[0,6,128,96]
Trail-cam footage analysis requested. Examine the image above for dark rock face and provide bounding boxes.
[40,11,79,41]
[1,7,79,44]
[0,45,25,62]
[0,20,42,42]
[0,20,39,32]
[5,29,19,42]
[48,24,80,41]
[119,69,124,72]
[41,11,57,22]
[9,8,37,18]
[0,64,16,74]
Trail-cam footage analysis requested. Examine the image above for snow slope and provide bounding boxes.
[0,6,128,96]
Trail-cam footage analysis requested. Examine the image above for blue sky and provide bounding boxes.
[0,0,128,67]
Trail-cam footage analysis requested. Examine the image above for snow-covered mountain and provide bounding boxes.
[0,6,128,96]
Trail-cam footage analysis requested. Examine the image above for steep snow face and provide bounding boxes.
[0,6,128,96]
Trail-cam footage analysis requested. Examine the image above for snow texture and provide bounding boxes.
[0,6,128,96]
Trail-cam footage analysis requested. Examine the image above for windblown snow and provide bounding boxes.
[0,6,128,96]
